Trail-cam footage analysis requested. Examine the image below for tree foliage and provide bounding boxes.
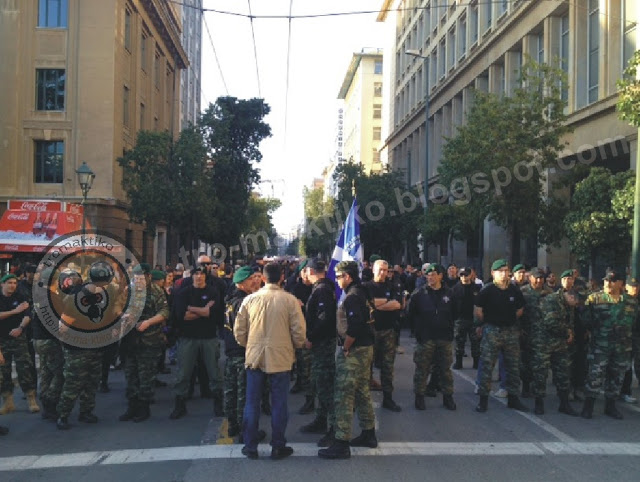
[301,186,336,259]
[617,50,640,127]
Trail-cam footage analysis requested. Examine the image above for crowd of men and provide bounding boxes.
[0,254,638,462]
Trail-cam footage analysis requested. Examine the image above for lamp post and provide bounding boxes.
[75,161,95,245]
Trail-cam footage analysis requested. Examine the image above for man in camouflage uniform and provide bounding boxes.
[451,267,481,370]
[519,268,552,398]
[119,264,170,423]
[299,259,337,446]
[318,261,376,460]
[408,264,457,412]
[475,259,529,413]
[531,269,579,416]
[620,276,640,403]
[581,269,636,420]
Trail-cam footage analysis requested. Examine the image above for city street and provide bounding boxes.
[1,334,639,482]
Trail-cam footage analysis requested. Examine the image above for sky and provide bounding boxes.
[199,0,386,236]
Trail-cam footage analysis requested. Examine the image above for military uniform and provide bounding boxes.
[451,276,481,368]
[286,276,312,396]
[56,346,102,425]
[520,283,552,396]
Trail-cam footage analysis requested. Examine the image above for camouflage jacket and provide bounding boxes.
[583,291,637,343]
[534,288,573,343]
[520,285,552,337]
[129,283,170,347]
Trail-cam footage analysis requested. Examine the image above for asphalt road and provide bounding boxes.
[1,334,640,482]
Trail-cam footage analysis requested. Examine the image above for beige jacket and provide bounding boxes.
[234,283,306,373]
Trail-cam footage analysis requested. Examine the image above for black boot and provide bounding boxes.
[298,395,315,415]
[382,392,402,412]
[534,397,544,415]
[581,397,595,419]
[443,394,456,411]
[521,381,531,398]
[604,397,623,420]
[42,401,57,421]
[473,357,479,369]
[169,396,187,419]
[317,426,335,447]
[228,422,240,438]
[300,416,327,434]
[415,394,426,411]
[453,354,463,370]
[56,416,71,430]
[476,395,488,412]
[318,439,351,459]
[507,394,529,412]
[213,394,224,417]
[558,391,579,416]
[350,428,378,448]
[133,401,150,423]
[119,398,138,422]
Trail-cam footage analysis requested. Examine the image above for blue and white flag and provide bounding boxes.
[327,198,363,300]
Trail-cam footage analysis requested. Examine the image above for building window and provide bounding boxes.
[36,69,65,111]
[587,0,599,104]
[623,0,637,69]
[124,9,132,52]
[484,0,492,31]
[374,60,383,75]
[448,28,456,70]
[373,104,382,119]
[374,82,382,97]
[459,16,467,59]
[536,32,544,64]
[34,140,64,183]
[499,0,508,17]
[373,127,382,141]
[470,4,479,45]
[438,38,446,79]
[123,86,130,127]
[430,50,438,87]
[154,52,161,88]
[141,34,148,72]
[373,149,381,163]
[140,103,145,129]
[560,15,569,102]
[38,0,68,28]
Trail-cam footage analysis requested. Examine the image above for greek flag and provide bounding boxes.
[327,198,363,300]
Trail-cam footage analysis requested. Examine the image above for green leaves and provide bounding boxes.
[617,50,640,127]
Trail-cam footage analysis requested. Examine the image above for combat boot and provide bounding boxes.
[534,397,544,415]
[0,393,15,415]
[476,395,488,412]
[581,397,595,419]
[558,391,579,416]
[213,394,224,417]
[350,429,378,448]
[507,394,529,412]
[298,395,315,415]
[56,416,71,430]
[26,390,40,413]
[133,401,150,423]
[41,401,58,421]
[453,354,463,370]
[473,357,479,369]
[119,398,138,421]
[227,422,240,438]
[415,394,426,411]
[78,412,98,423]
[382,392,401,412]
[300,416,327,434]
[169,396,187,419]
[604,397,623,420]
[318,439,351,459]
[443,394,457,411]
[317,426,335,447]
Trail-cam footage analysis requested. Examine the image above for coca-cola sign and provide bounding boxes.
[8,200,62,212]
[7,213,31,221]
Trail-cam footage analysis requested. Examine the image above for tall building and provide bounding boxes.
[0,0,188,264]
[179,0,202,128]
[338,48,385,174]
[378,0,638,275]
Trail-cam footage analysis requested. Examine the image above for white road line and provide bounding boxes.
[453,369,577,443]
[4,442,640,471]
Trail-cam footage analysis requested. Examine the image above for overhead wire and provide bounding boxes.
[202,12,229,95]
[283,0,294,144]
[247,0,262,99]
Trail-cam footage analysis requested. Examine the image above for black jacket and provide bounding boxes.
[342,282,374,347]
[305,277,337,343]
[408,285,456,342]
[451,282,481,321]
[223,288,248,358]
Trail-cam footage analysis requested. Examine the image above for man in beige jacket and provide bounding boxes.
[235,262,306,460]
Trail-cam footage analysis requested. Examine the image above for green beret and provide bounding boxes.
[491,259,508,271]
[335,261,359,278]
[133,263,151,275]
[369,254,381,263]
[512,264,525,273]
[0,273,17,283]
[151,270,165,281]
[425,263,444,274]
[560,269,574,279]
[233,266,253,284]
[296,259,308,273]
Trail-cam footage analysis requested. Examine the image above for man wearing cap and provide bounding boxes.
[531,270,579,416]
[235,263,306,460]
[445,264,459,290]
[364,259,403,412]
[407,264,457,412]
[580,270,636,419]
[512,264,528,289]
[451,267,481,370]
[474,259,528,413]
[563,270,588,402]
[620,276,640,404]
[299,259,338,446]
[118,264,169,423]
[318,261,376,460]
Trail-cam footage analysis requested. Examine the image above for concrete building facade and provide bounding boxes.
[179,0,201,128]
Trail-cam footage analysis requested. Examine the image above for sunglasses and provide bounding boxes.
[200,262,212,266]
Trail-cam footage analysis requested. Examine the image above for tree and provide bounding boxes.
[617,50,640,127]
[437,59,573,261]
[301,186,336,259]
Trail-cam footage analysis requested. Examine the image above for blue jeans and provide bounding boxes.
[243,370,289,451]
[476,350,507,390]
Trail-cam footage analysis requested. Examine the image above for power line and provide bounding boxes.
[283,0,294,144]
[202,13,229,95]
[247,0,262,98]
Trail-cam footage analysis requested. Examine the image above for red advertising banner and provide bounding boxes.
[7,200,63,212]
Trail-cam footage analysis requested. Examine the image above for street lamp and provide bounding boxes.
[76,161,95,244]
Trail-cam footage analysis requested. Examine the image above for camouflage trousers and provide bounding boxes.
[57,348,102,417]
[413,340,454,395]
[569,336,588,390]
[477,325,521,396]
[520,337,533,387]
[531,338,570,397]
[224,356,246,429]
[454,318,480,359]
[374,329,397,393]
[295,347,313,397]
[584,337,632,399]
[33,339,64,406]
[334,345,375,442]
[124,342,162,402]
[311,339,336,424]
[0,335,36,394]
